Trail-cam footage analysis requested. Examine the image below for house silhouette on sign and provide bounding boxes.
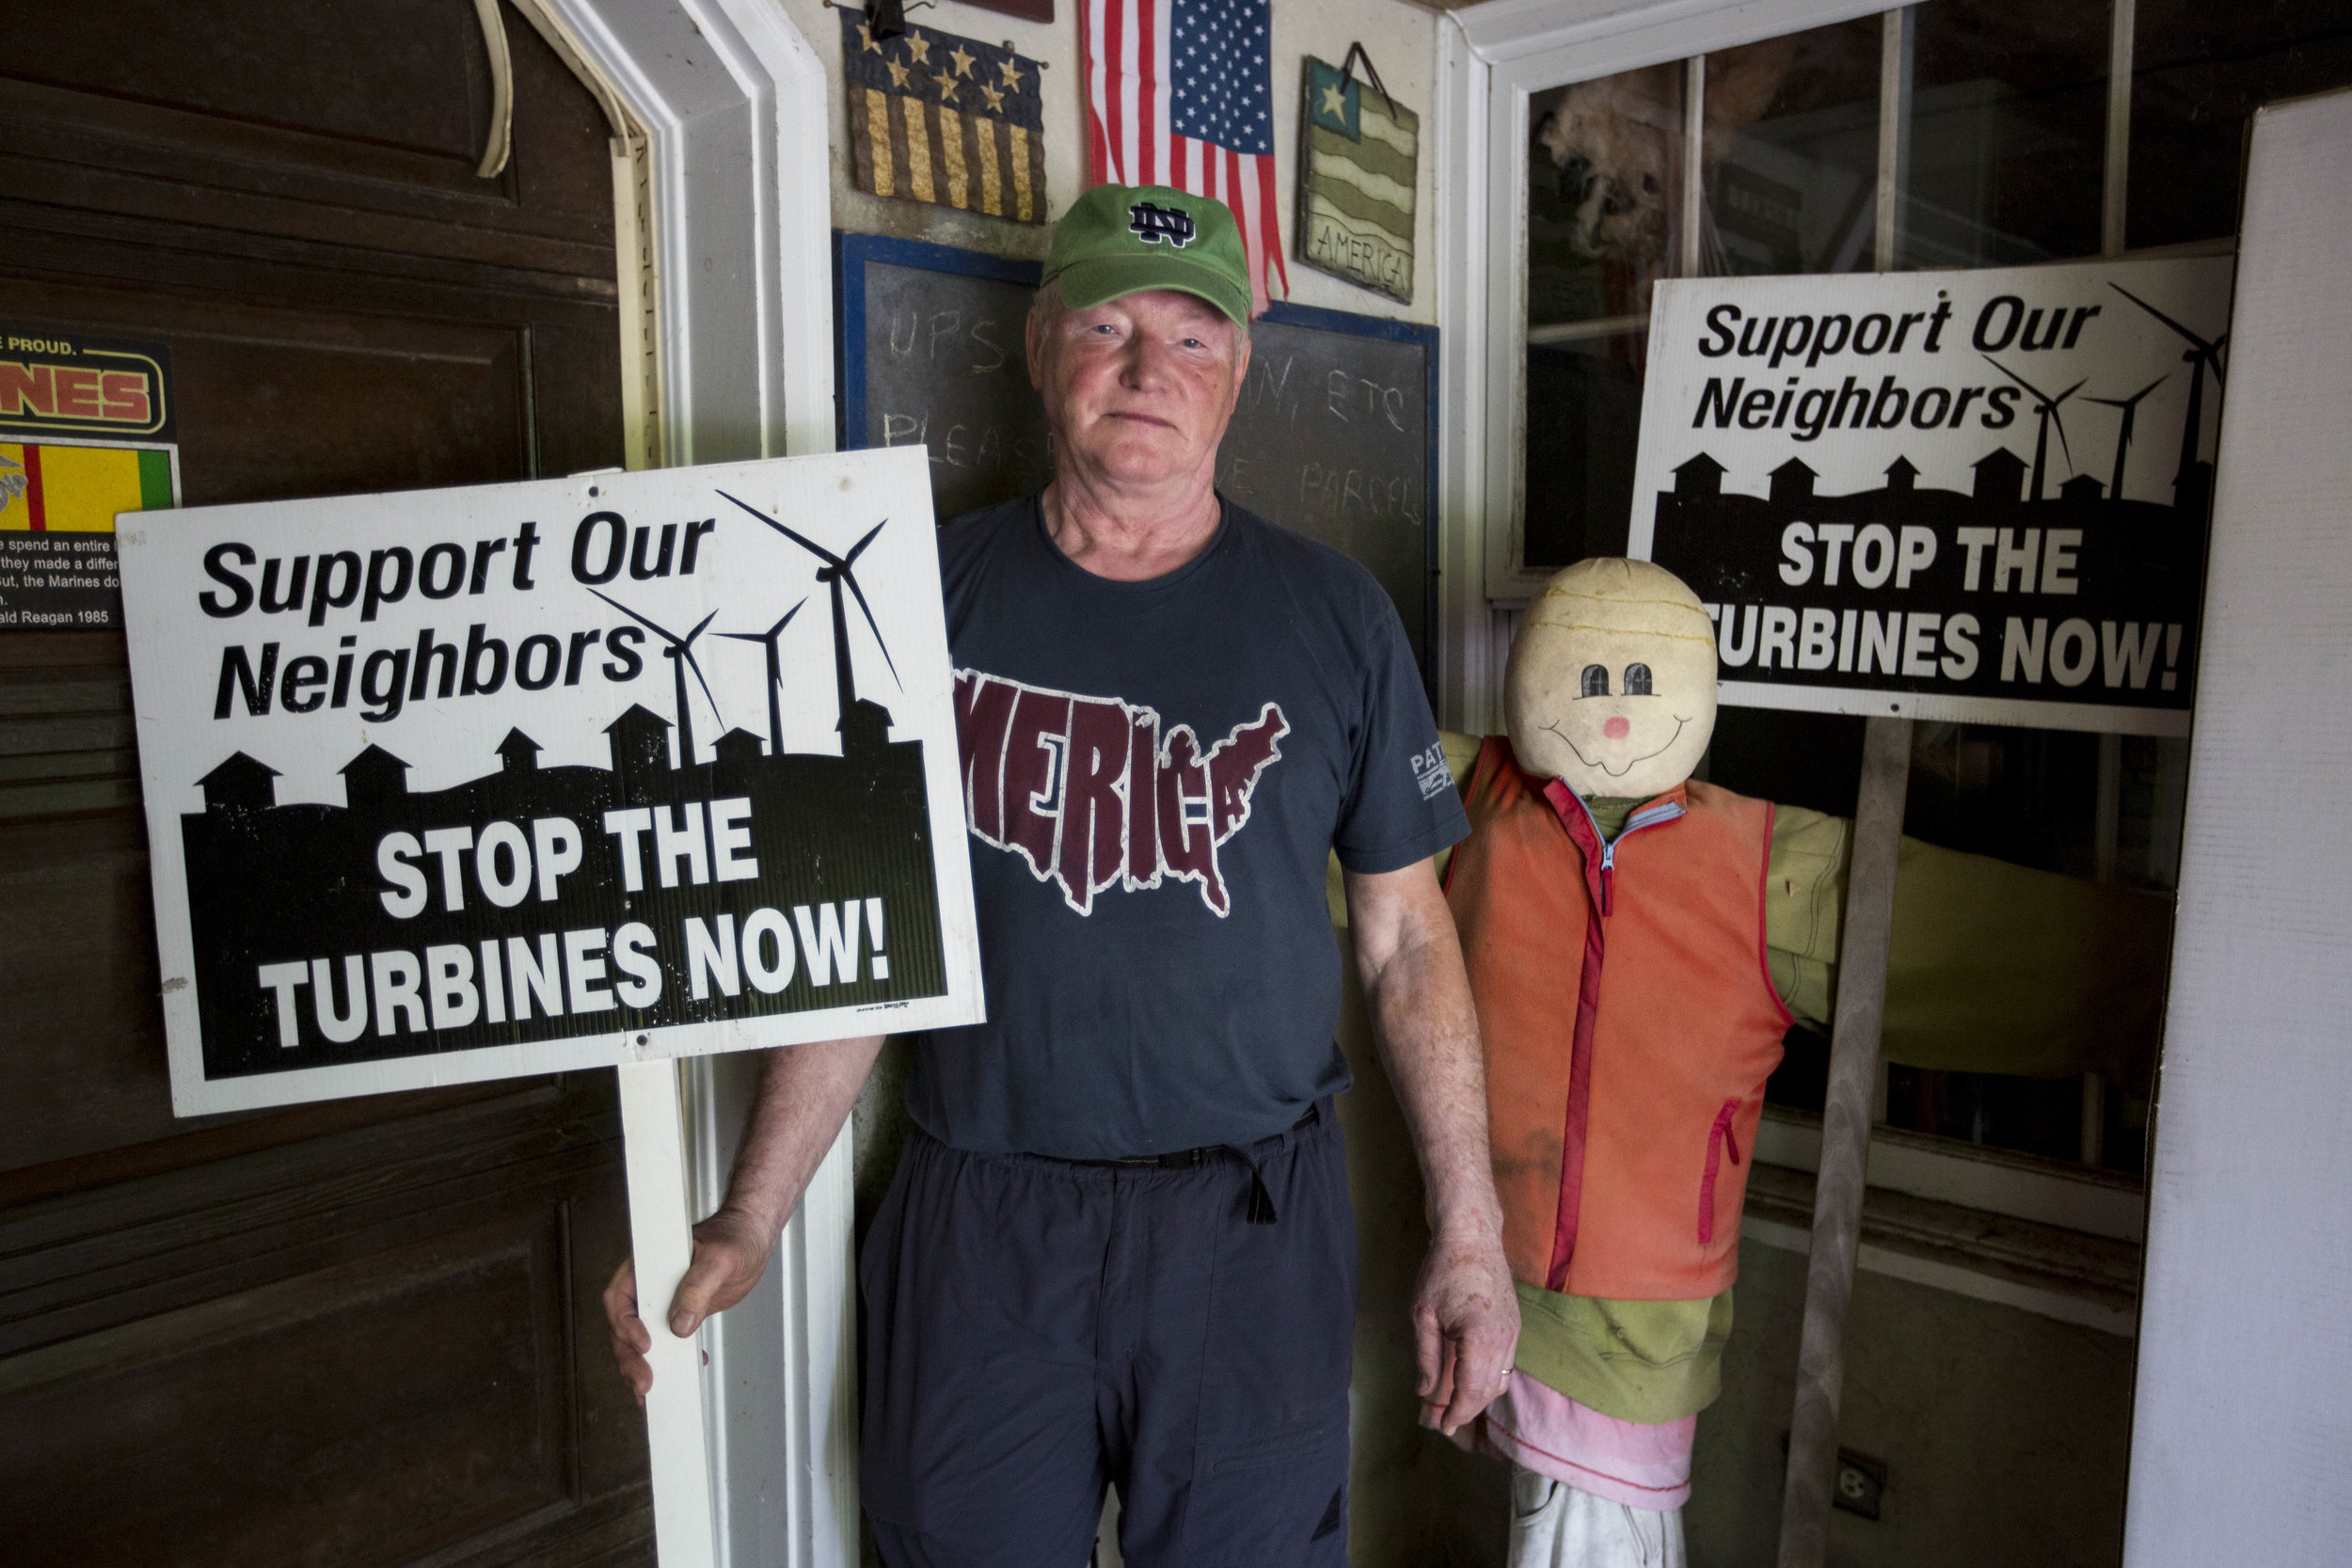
[199,752,278,813]
[497,728,542,774]
[341,746,409,806]
[1769,458,1817,506]
[605,704,672,780]
[1971,448,2026,503]
[712,726,766,768]
[1646,437,2207,690]
[177,690,941,1078]
[1673,453,1726,499]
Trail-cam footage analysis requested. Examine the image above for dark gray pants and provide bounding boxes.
[859,1105,1358,1567]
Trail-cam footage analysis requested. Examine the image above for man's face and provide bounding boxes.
[1027,287,1249,489]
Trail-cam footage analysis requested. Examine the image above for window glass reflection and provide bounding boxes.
[1902,0,2110,267]
[1520,23,1879,574]
[2128,0,2352,251]
[1703,21,1883,276]
[1523,66,1686,571]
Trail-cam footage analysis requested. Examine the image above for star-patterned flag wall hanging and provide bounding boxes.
[1082,0,1288,314]
[843,11,1048,223]
[1298,52,1417,304]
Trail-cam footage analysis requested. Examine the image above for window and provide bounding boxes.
[1502,0,2352,1192]
[2127,0,2352,252]
[1519,21,1882,575]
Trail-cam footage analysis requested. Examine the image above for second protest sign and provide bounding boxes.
[119,447,982,1117]
[1629,255,2233,736]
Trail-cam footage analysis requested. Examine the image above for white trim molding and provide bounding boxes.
[532,5,856,1564]
[1756,1107,2148,1243]
[552,0,839,467]
[1433,16,1497,734]
[1742,1162,2141,1338]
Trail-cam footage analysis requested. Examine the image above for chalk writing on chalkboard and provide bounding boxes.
[837,233,1438,673]
[1210,305,1436,667]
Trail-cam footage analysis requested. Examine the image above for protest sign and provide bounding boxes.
[118,448,982,1116]
[1627,256,2233,735]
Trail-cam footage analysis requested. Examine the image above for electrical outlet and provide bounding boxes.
[1776,1433,1887,1522]
[1833,1449,1886,1521]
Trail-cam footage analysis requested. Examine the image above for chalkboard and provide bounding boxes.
[836,232,1438,672]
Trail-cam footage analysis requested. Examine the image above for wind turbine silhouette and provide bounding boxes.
[718,597,808,758]
[2084,373,2169,502]
[713,489,899,737]
[590,589,723,767]
[2108,282,2228,489]
[1983,356,2087,500]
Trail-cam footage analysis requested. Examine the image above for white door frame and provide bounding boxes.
[523,3,855,1563]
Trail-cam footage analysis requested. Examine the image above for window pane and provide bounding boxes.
[1704,21,1883,276]
[1522,65,1687,571]
[2127,0,2352,250]
[1901,0,2111,266]
[1520,24,1878,573]
[1748,716,2170,1174]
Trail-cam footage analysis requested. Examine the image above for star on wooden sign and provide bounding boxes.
[1297,53,1419,303]
[841,10,1049,223]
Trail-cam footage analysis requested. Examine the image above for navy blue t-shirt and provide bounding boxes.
[907,496,1468,1157]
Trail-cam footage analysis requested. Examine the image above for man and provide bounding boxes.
[604,184,1517,1566]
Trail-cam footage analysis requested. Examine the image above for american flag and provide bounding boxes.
[1082,0,1289,315]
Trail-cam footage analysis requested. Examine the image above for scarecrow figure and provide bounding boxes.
[1430,557,2166,1567]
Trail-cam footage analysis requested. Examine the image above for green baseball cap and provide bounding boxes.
[1042,183,1253,325]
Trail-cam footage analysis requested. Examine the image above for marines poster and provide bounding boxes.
[1627,256,2233,736]
[117,448,983,1116]
[0,325,180,629]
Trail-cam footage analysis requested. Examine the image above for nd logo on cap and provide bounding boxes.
[1041,183,1254,325]
[1127,201,1197,248]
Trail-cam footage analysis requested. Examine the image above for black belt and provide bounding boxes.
[1048,1103,1319,1225]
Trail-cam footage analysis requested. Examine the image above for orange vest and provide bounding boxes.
[1447,736,1790,1301]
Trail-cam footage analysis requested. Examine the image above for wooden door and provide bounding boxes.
[0,4,652,1562]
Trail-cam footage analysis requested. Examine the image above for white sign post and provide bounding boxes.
[117,445,985,1560]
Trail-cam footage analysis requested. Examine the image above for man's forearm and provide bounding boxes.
[1359,931,1502,1239]
[720,1034,888,1231]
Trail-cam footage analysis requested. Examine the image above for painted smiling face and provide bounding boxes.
[1505,558,1718,800]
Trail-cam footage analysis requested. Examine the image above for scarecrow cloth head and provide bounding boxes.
[1505,558,1716,802]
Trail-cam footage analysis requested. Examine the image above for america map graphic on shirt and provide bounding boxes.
[955,669,1286,917]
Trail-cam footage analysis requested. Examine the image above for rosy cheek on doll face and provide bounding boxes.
[1603,716,1631,739]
